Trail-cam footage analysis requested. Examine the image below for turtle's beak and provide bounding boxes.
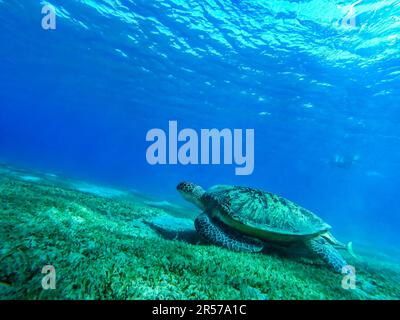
[176,182,205,211]
[176,182,187,191]
[176,182,194,201]
[176,181,194,193]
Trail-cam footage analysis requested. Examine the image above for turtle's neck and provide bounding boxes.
[186,185,205,210]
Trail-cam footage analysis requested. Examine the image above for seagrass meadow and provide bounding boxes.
[1,164,399,300]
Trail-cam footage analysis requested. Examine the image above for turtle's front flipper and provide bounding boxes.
[195,213,264,253]
[305,237,348,273]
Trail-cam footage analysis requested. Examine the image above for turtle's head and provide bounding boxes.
[177,182,205,210]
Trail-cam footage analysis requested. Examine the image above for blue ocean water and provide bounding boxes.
[0,0,399,251]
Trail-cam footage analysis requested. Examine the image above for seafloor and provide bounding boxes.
[0,164,399,300]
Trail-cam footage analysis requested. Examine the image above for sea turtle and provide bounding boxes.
[177,182,353,273]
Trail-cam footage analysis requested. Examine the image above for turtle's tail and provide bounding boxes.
[337,241,358,259]
[346,241,359,260]
[330,237,358,259]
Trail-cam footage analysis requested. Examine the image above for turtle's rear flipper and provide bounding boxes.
[306,237,348,273]
[195,213,264,253]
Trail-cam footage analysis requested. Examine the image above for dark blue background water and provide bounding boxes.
[1,0,399,249]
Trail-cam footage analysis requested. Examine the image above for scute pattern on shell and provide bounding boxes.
[205,186,329,235]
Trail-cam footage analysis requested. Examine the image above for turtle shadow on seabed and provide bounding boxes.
[144,216,364,274]
[145,213,283,249]
[259,242,318,263]
[144,214,201,244]
[144,214,316,260]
